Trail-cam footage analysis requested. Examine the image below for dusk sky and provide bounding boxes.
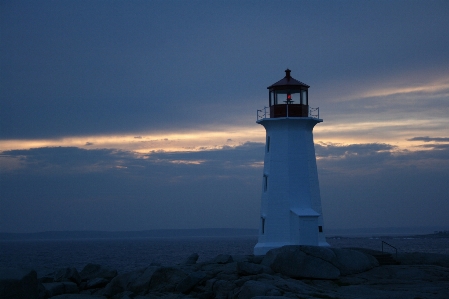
[1,0,448,234]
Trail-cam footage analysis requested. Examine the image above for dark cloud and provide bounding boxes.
[0,143,265,232]
[315,143,395,158]
[315,142,449,230]
[1,1,448,138]
[1,141,448,232]
[408,136,449,142]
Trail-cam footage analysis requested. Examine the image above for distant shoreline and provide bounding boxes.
[0,228,259,241]
[1,227,448,241]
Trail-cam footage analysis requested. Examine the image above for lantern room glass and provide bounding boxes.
[269,90,307,106]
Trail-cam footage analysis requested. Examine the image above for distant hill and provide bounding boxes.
[0,228,258,241]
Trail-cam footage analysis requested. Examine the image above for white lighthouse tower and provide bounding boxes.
[254,69,329,255]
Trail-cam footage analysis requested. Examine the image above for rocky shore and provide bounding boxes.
[1,245,448,299]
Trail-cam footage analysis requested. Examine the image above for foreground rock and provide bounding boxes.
[1,246,448,298]
[262,245,379,279]
[0,268,39,299]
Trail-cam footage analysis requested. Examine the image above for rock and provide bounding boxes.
[84,277,109,289]
[201,261,238,278]
[336,264,449,298]
[79,263,117,281]
[184,253,199,265]
[211,254,233,264]
[237,262,264,276]
[234,280,281,299]
[230,255,252,263]
[250,255,264,264]
[42,281,78,297]
[128,266,159,294]
[102,270,143,297]
[54,267,82,285]
[4,249,447,299]
[50,295,107,299]
[205,279,237,299]
[114,291,134,299]
[0,268,39,299]
[330,247,379,275]
[299,245,338,262]
[175,271,207,293]
[263,246,340,279]
[148,267,188,292]
[262,245,379,279]
[396,252,449,268]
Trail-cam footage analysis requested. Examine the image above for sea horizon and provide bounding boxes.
[1,226,449,241]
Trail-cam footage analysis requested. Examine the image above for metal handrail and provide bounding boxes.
[257,107,269,120]
[256,106,320,121]
[381,241,398,258]
[309,107,319,119]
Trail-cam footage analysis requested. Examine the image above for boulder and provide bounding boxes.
[79,263,117,281]
[205,279,237,299]
[42,281,78,297]
[262,245,380,279]
[263,246,340,279]
[148,267,188,292]
[102,270,143,297]
[51,295,107,299]
[211,254,234,264]
[330,248,379,275]
[84,277,109,289]
[237,262,264,276]
[184,253,199,265]
[175,271,207,293]
[54,267,82,285]
[234,280,281,299]
[396,252,449,268]
[0,268,39,299]
[128,266,159,294]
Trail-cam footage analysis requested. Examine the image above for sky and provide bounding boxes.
[1,0,448,234]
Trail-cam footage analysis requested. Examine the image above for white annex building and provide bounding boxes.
[254,69,329,255]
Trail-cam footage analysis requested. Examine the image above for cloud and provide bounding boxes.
[315,141,449,230]
[1,1,448,139]
[1,140,448,233]
[408,136,449,142]
[1,1,448,233]
[0,143,265,232]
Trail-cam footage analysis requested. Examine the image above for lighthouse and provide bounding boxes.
[254,69,329,255]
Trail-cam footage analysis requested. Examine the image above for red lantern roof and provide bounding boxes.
[267,69,310,90]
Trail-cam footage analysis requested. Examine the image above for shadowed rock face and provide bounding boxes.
[2,246,449,299]
[262,246,341,279]
[0,268,39,299]
[262,245,379,279]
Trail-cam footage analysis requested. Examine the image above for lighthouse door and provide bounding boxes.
[298,216,318,245]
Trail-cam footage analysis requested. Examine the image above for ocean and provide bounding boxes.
[1,235,448,276]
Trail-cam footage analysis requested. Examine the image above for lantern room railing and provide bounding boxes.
[257,106,320,121]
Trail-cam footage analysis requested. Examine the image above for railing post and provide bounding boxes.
[382,240,398,258]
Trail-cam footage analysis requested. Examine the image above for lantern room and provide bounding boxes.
[268,69,310,118]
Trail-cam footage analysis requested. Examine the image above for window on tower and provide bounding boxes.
[261,217,266,234]
[263,174,268,192]
[266,136,270,152]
